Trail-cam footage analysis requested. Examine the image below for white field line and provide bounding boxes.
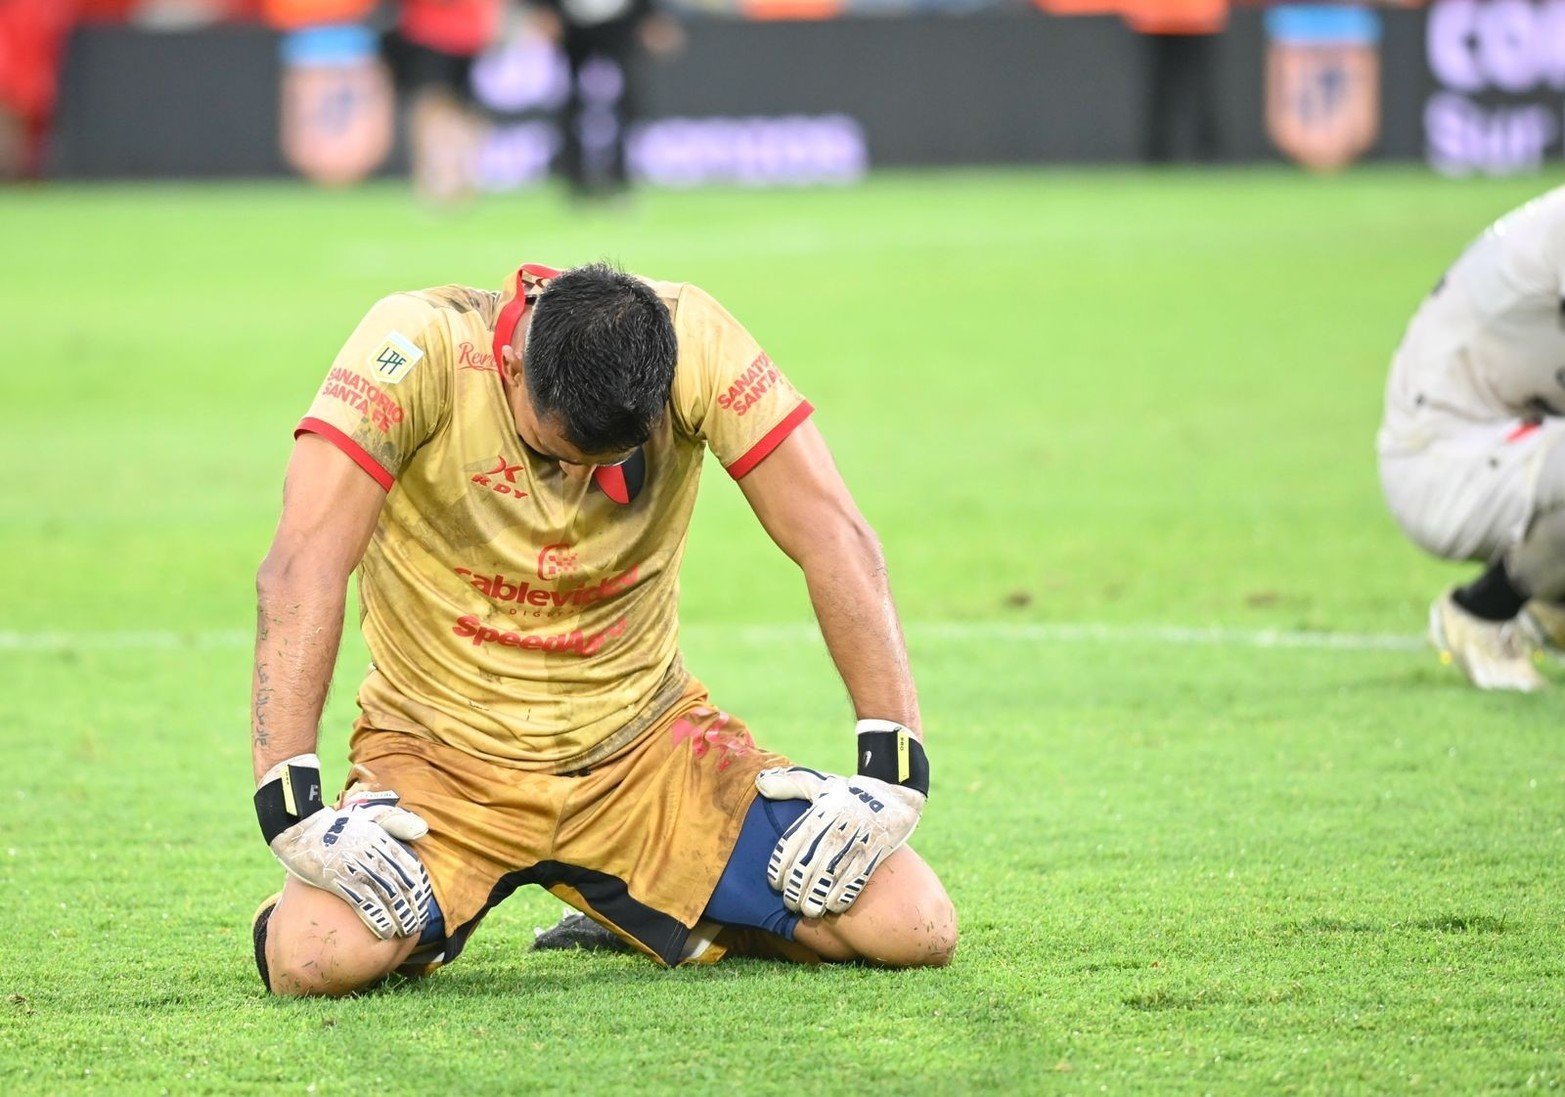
[0,629,253,653]
[0,622,1425,655]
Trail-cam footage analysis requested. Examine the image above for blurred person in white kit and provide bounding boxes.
[1380,187,1565,691]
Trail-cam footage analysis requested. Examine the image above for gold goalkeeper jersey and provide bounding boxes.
[296,265,812,772]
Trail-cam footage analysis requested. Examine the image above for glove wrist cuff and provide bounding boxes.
[254,754,326,845]
[855,720,930,798]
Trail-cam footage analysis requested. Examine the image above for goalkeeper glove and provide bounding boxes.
[254,754,434,940]
[755,720,929,919]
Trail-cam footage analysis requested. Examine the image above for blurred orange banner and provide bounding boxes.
[262,0,376,30]
[740,0,845,20]
[1033,0,1229,32]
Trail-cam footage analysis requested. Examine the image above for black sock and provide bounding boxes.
[1453,558,1530,622]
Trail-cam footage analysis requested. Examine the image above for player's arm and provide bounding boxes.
[736,419,919,731]
[253,290,447,775]
[250,435,432,940]
[251,434,383,781]
[737,420,930,918]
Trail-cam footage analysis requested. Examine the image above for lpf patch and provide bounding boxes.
[368,331,424,385]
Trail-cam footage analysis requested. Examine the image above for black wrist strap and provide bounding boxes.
[857,726,930,798]
[254,762,325,844]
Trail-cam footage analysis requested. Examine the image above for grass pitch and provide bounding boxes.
[2,167,1564,1093]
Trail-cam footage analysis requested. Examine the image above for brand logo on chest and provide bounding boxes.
[451,614,628,657]
[470,454,529,502]
[537,543,580,580]
[454,565,640,609]
[457,341,497,373]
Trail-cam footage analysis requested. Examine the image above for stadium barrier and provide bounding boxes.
[47,3,1565,180]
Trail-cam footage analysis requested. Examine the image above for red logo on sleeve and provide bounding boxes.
[320,367,405,432]
[715,353,781,417]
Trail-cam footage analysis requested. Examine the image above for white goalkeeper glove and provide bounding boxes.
[254,754,434,941]
[755,720,930,919]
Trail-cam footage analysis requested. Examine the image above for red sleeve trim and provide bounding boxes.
[725,400,814,480]
[295,416,395,492]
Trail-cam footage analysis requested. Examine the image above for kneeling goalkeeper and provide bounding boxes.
[249,263,956,995]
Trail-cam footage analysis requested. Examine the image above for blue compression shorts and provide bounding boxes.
[703,795,810,940]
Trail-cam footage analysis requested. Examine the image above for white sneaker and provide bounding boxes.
[1428,592,1547,692]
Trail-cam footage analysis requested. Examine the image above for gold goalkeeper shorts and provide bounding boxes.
[341,676,789,968]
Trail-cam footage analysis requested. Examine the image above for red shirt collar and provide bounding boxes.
[491,263,562,367]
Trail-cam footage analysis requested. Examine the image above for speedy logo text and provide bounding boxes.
[451,615,628,657]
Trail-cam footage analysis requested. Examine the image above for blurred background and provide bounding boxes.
[4,0,1560,190]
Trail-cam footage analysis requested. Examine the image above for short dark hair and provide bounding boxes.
[524,262,678,454]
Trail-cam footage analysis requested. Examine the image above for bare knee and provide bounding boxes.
[794,847,958,969]
[261,879,418,997]
[872,879,958,969]
[916,890,959,968]
[267,929,382,998]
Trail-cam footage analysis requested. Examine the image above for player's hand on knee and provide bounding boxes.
[756,767,924,918]
[275,791,434,940]
[756,719,931,919]
[254,754,434,940]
